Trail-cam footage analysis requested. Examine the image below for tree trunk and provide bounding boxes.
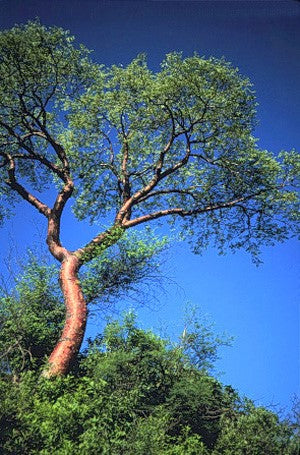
[42,254,87,378]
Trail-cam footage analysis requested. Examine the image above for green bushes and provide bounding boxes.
[0,260,298,453]
[0,312,298,454]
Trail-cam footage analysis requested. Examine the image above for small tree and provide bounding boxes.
[0,21,299,377]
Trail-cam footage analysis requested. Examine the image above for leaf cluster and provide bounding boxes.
[80,228,168,305]
[0,254,64,378]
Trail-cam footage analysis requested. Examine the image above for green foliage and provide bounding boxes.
[180,305,234,373]
[0,22,298,262]
[0,259,298,453]
[0,254,64,377]
[0,231,167,377]
[0,311,298,454]
[80,228,168,305]
[167,374,224,448]
[213,406,297,455]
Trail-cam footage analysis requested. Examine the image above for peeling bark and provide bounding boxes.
[42,254,87,378]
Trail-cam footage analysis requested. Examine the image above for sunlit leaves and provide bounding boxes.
[0,19,97,193]
[0,21,299,262]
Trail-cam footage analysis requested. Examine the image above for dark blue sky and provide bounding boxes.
[0,1,299,410]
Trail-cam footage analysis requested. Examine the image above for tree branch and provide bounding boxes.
[0,120,66,179]
[15,94,70,173]
[123,192,268,228]
[115,127,178,223]
[46,178,74,262]
[136,188,199,204]
[120,113,131,206]
[4,152,51,217]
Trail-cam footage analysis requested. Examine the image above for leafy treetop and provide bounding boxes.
[0,20,298,264]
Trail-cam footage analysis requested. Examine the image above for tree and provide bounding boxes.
[0,20,299,377]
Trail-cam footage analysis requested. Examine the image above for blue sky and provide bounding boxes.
[0,0,299,410]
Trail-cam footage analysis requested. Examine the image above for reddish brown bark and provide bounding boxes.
[42,254,87,378]
[42,221,125,377]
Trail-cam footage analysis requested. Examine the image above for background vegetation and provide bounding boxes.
[0,256,298,454]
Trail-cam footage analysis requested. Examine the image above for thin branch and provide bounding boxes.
[136,188,199,204]
[15,94,70,172]
[120,113,131,208]
[100,130,115,166]
[0,121,65,179]
[158,134,191,180]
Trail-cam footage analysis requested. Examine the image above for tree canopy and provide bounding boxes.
[0,20,299,376]
[0,20,298,258]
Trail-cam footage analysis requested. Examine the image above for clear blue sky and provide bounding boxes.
[0,0,299,411]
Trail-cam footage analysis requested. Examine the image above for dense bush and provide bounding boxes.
[0,261,298,454]
[0,316,298,453]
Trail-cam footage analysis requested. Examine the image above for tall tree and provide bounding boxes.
[0,21,299,377]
